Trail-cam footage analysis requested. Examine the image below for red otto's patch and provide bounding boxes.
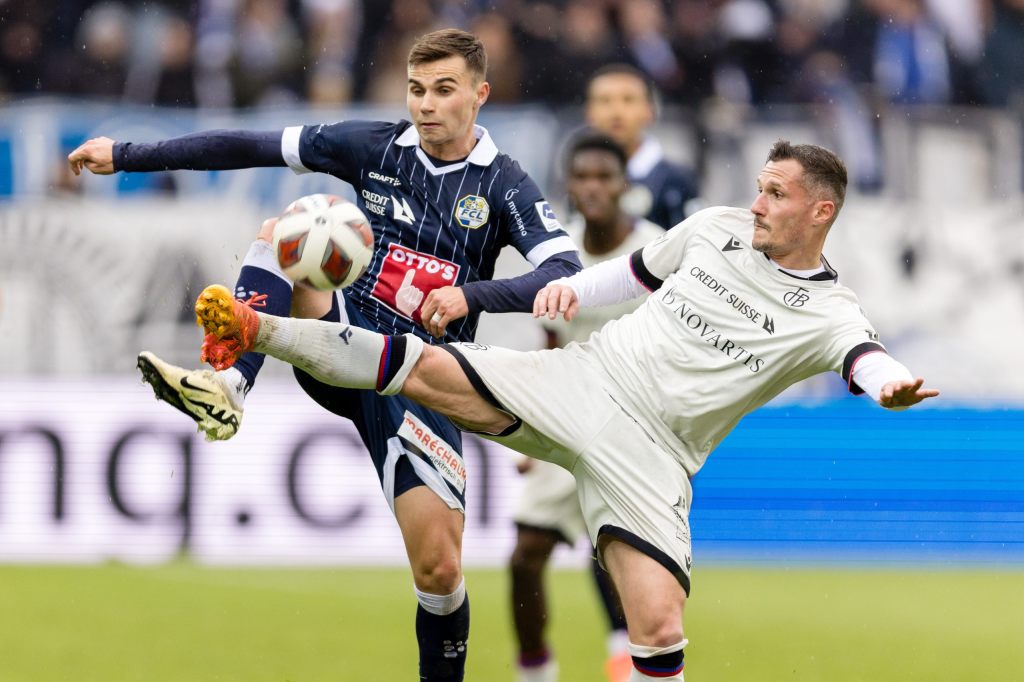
[371,243,460,322]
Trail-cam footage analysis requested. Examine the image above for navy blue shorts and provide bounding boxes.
[291,293,468,512]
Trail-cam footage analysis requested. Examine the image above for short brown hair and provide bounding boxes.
[408,29,487,82]
[767,140,847,217]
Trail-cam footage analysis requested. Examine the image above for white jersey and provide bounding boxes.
[544,217,665,346]
[578,206,884,476]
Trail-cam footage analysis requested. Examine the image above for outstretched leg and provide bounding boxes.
[194,283,512,433]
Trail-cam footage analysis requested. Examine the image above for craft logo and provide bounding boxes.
[454,194,489,229]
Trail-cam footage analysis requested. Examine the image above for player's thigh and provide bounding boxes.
[395,485,464,581]
[576,409,694,597]
[600,537,686,644]
[446,343,619,469]
[513,459,586,544]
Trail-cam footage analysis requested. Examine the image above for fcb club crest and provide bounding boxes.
[454,194,490,229]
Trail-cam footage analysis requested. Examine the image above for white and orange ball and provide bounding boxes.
[271,194,374,290]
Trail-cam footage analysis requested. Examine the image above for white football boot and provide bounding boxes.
[137,351,244,441]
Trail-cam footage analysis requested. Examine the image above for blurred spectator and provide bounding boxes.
[230,0,304,107]
[979,0,1024,108]
[363,0,438,105]
[302,0,360,105]
[2,0,1022,113]
[0,0,57,96]
[47,1,132,99]
[866,0,952,105]
[472,12,523,103]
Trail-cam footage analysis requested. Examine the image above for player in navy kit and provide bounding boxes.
[69,29,580,681]
[585,64,701,230]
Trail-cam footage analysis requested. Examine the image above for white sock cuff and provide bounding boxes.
[243,239,291,284]
[414,577,466,616]
[627,639,688,659]
[378,333,425,395]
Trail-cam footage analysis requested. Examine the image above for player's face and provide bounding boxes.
[750,159,830,263]
[568,149,627,224]
[585,74,654,152]
[407,56,489,159]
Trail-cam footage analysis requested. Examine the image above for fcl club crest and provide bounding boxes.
[455,194,490,229]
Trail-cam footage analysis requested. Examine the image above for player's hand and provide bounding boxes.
[879,377,940,409]
[533,283,579,322]
[395,269,425,318]
[67,136,116,176]
[421,286,469,338]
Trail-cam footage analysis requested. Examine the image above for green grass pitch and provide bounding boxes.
[1,564,1021,681]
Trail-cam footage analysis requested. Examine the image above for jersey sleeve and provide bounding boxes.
[822,306,888,395]
[628,206,711,290]
[497,174,578,268]
[281,120,398,183]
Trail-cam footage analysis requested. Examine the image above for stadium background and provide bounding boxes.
[1,1,1023,680]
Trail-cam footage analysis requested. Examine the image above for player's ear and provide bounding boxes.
[813,199,836,226]
[475,80,490,109]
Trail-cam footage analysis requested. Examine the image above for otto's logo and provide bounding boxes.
[371,243,460,323]
[454,194,490,229]
[783,287,810,307]
[535,201,562,232]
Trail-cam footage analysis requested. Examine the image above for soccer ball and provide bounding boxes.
[271,194,374,290]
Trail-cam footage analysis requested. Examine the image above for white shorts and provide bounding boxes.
[447,343,693,593]
[513,459,587,544]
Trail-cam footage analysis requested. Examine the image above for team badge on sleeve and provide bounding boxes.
[455,194,490,229]
[534,201,562,232]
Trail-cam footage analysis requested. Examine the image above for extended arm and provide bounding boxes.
[68,130,285,175]
[851,352,940,409]
[533,253,648,321]
[420,252,582,337]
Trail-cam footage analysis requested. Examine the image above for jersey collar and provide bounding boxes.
[396,123,499,174]
[627,136,665,179]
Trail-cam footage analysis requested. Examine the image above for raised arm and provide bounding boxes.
[420,252,582,338]
[68,130,285,175]
[851,352,940,409]
[533,253,649,321]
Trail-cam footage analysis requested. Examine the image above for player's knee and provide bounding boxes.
[412,550,462,593]
[630,617,685,649]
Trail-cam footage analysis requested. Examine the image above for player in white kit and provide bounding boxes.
[509,131,663,679]
[187,141,939,681]
[510,133,665,682]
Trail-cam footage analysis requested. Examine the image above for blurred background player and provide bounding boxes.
[585,63,701,230]
[68,28,580,682]
[510,133,664,682]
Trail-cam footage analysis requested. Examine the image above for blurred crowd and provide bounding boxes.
[2,0,1023,110]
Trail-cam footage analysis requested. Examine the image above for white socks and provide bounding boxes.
[251,313,423,394]
[414,577,467,616]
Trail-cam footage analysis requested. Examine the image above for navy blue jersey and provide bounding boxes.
[624,136,701,230]
[282,120,576,342]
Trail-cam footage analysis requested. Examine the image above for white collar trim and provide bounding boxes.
[396,123,498,175]
[627,136,664,179]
